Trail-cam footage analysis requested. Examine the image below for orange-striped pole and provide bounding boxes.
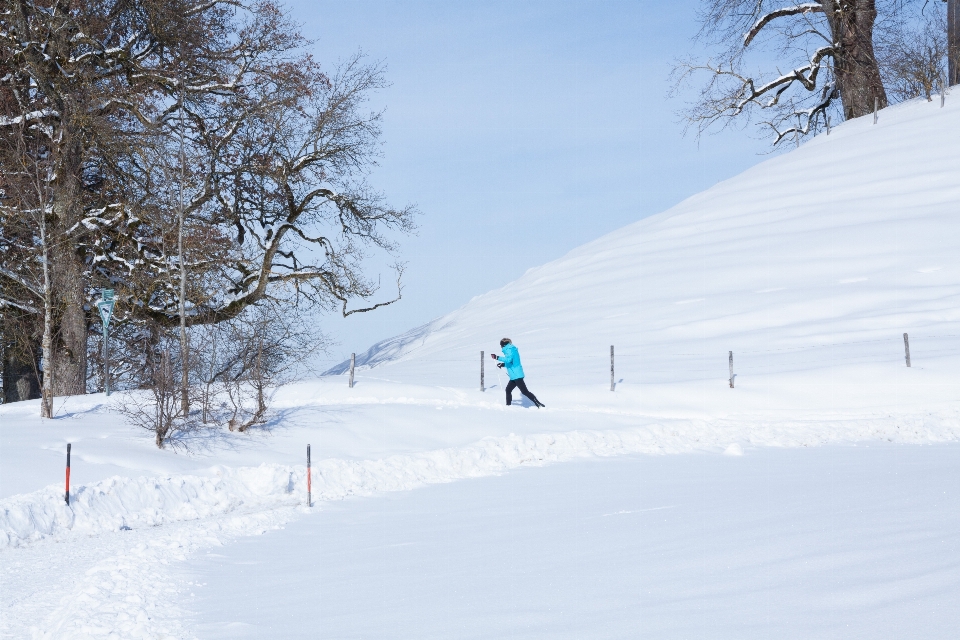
[65,443,71,505]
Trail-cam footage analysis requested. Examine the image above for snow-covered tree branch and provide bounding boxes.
[674,0,898,145]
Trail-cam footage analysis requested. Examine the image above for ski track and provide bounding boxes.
[4,411,960,638]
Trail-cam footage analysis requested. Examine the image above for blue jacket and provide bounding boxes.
[497,343,525,380]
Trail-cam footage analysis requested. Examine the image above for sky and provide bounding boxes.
[286,0,773,368]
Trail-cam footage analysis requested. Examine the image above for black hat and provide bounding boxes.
[500,338,511,347]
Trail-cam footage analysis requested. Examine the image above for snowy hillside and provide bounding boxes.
[3,97,960,639]
[336,97,960,408]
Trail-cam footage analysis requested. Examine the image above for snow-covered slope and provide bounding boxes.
[4,97,960,639]
[335,97,960,400]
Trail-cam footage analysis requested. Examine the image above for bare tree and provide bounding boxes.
[877,4,949,101]
[2,1,414,406]
[674,1,899,144]
[100,51,416,330]
[949,0,959,85]
[192,302,321,432]
[119,344,198,449]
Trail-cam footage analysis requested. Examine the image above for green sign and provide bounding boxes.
[97,289,115,328]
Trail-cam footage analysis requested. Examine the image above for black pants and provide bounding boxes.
[505,377,540,406]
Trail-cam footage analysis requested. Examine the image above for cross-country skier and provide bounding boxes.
[491,338,545,408]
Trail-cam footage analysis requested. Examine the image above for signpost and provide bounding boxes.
[97,289,115,396]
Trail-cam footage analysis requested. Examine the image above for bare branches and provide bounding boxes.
[677,0,891,145]
[121,50,419,327]
[341,262,404,317]
[117,346,199,449]
[190,302,323,432]
[0,108,58,127]
[876,2,949,101]
[0,264,42,299]
[744,3,825,47]
[0,296,38,313]
[2,0,414,411]
[674,42,837,142]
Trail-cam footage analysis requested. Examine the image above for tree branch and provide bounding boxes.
[744,3,825,47]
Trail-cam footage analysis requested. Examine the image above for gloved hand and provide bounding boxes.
[497,362,505,369]
[490,353,498,360]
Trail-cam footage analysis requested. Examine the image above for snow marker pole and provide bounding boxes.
[903,333,911,367]
[307,444,312,507]
[729,351,735,389]
[873,97,878,124]
[349,353,355,388]
[826,115,831,135]
[65,443,71,505]
[610,345,615,391]
[480,351,485,392]
[103,322,110,397]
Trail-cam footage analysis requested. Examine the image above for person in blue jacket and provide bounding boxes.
[491,338,544,408]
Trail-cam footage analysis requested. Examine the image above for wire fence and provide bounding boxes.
[335,331,959,387]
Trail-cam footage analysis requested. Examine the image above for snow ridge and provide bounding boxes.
[6,412,960,550]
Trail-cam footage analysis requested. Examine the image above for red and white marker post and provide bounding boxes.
[65,443,71,505]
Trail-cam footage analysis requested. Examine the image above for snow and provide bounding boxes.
[336,97,960,396]
[174,445,960,638]
[2,97,960,637]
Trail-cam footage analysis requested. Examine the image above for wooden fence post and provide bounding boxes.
[349,353,355,388]
[903,333,911,367]
[480,351,485,392]
[729,351,734,388]
[610,345,615,391]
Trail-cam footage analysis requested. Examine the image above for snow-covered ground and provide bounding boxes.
[2,97,960,638]
[177,445,960,639]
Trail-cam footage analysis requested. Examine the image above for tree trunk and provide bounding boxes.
[50,235,88,397]
[949,0,959,87]
[40,206,54,418]
[49,133,88,397]
[823,0,888,120]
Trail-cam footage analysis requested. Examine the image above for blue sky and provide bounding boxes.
[286,0,772,367]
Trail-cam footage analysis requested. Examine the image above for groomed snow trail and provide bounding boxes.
[5,505,302,640]
[177,446,960,639]
[1,427,666,638]
[5,416,960,637]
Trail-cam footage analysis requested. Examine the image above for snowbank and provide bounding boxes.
[7,411,960,549]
